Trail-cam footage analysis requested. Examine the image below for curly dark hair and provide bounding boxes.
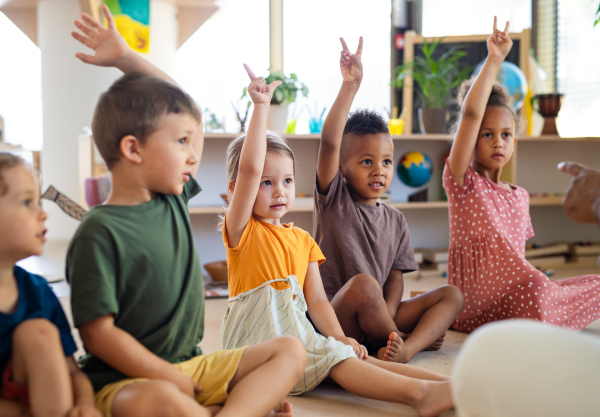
[453,77,520,133]
[340,110,390,159]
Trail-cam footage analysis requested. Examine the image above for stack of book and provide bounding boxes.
[569,243,600,266]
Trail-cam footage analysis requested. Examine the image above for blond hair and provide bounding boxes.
[0,152,28,196]
[218,130,296,229]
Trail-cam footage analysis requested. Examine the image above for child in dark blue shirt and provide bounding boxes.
[0,153,100,417]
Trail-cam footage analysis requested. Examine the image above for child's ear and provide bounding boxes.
[228,180,236,194]
[120,135,143,164]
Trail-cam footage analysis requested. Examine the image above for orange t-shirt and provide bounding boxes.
[223,215,325,298]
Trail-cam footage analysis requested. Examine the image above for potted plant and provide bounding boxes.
[264,71,309,132]
[394,38,472,134]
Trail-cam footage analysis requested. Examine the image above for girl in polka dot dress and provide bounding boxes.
[444,17,600,333]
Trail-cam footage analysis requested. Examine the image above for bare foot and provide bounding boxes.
[265,400,293,417]
[378,332,411,363]
[413,380,454,417]
[423,332,446,351]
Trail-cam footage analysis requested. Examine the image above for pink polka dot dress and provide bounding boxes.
[443,162,600,333]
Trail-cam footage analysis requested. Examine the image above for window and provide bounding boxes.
[556,0,600,137]
[283,0,391,134]
[422,0,531,37]
[176,0,269,134]
[0,13,42,150]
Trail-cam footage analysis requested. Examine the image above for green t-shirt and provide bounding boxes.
[67,179,204,392]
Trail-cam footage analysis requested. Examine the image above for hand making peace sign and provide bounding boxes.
[340,36,363,84]
[487,16,512,60]
[243,64,282,105]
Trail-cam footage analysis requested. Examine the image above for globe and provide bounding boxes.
[397,151,433,188]
[473,61,528,111]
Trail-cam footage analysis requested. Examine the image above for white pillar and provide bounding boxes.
[39,0,178,241]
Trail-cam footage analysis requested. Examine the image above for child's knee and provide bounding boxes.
[347,274,382,305]
[275,336,307,371]
[441,285,465,310]
[12,318,61,350]
[120,381,199,417]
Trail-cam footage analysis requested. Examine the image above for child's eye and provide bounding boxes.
[284,178,293,185]
[383,159,393,166]
[361,159,372,165]
[503,132,512,138]
[178,137,187,144]
[482,133,492,138]
[22,199,32,207]
[261,180,271,186]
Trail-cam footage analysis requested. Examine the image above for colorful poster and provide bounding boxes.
[105,0,150,53]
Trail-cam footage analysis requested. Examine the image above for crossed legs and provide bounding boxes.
[331,274,464,363]
[112,336,306,417]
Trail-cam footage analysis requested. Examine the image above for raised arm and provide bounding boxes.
[316,37,363,194]
[72,4,172,82]
[448,17,512,185]
[225,65,281,248]
[72,4,204,175]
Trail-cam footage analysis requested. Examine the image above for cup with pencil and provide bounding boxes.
[388,106,407,135]
[307,104,326,134]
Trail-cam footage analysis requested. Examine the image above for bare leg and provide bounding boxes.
[330,274,402,341]
[383,285,464,363]
[328,358,453,417]
[362,357,449,381]
[217,336,306,417]
[11,319,73,417]
[0,399,31,417]
[112,380,212,417]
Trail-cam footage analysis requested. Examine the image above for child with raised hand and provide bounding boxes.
[0,153,101,417]
[221,64,454,417]
[446,17,600,333]
[313,37,464,363]
[69,6,306,417]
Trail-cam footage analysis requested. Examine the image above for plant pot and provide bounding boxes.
[532,94,563,135]
[418,108,449,134]
[267,104,289,133]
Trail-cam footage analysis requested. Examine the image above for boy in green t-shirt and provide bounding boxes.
[67,6,306,417]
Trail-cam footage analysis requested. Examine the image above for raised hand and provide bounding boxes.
[487,16,512,59]
[71,4,131,67]
[340,37,363,84]
[243,64,282,105]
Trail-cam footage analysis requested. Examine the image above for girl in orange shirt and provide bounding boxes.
[220,62,453,417]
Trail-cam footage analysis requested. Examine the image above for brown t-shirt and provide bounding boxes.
[313,170,418,301]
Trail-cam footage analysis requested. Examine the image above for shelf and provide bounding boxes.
[203,133,600,142]
[189,196,565,215]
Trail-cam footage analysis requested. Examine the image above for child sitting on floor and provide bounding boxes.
[313,37,464,362]
[68,6,306,417]
[220,64,453,417]
[0,153,101,417]
[445,17,600,332]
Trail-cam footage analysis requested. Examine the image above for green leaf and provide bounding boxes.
[595,19,599,27]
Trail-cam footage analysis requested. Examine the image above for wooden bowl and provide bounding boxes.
[203,261,228,282]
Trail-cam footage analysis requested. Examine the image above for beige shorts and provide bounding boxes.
[95,347,247,417]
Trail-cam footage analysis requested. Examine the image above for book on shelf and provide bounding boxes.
[524,243,569,259]
[570,243,600,256]
[422,248,449,263]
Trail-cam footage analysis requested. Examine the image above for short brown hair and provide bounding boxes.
[0,152,27,196]
[92,72,202,169]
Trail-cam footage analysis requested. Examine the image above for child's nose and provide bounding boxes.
[39,208,48,221]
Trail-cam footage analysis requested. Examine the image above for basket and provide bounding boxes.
[204,261,228,282]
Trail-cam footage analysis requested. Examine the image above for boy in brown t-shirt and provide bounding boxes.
[313,37,465,363]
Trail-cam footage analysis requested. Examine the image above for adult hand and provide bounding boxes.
[558,161,600,224]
